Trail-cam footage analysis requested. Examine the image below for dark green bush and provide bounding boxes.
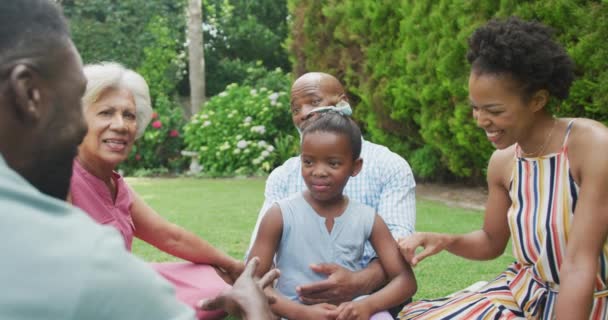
[288,0,608,183]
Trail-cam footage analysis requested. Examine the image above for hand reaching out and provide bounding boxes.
[398,232,450,266]
[199,257,279,320]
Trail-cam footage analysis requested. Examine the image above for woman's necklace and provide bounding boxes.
[521,117,557,157]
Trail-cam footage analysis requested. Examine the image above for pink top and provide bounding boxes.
[70,160,135,250]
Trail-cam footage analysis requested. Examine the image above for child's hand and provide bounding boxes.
[334,301,371,320]
[298,303,338,320]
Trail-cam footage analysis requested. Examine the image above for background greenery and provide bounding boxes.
[288,0,608,183]
[62,1,608,183]
[129,177,513,303]
[62,0,293,176]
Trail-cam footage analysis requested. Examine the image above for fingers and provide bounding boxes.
[296,279,334,297]
[309,263,338,275]
[412,247,435,266]
[398,240,416,265]
[198,296,225,311]
[265,292,277,305]
[243,256,260,277]
[299,296,329,305]
[398,233,426,266]
[258,268,280,289]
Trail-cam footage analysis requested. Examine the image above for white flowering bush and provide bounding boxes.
[184,81,296,176]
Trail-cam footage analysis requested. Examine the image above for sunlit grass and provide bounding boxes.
[129,177,513,317]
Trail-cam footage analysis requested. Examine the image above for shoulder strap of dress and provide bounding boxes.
[562,119,575,147]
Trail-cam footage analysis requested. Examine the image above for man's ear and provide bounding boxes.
[9,64,44,123]
[351,157,363,177]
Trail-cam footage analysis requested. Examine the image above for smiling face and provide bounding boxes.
[78,87,137,170]
[469,71,542,150]
[301,131,362,203]
[290,73,346,130]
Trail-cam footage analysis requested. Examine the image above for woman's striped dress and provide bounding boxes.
[399,121,608,319]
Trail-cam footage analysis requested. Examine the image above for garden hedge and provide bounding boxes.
[288,0,608,183]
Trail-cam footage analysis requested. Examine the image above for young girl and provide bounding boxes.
[249,111,416,320]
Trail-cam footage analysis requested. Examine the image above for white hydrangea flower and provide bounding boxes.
[244,116,252,123]
[203,120,211,127]
[257,140,267,147]
[261,150,270,158]
[219,91,228,97]
[268,92,279,102]
[201,114,209,119]
[237,140,248,149]
[266,145,275,152]
[250,125,266,134]
[250,89,258,96]
[219,142,231,151]
[252,158,261,165]
[233,149,241,154]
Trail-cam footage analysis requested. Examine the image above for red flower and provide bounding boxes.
[169,129,179,137]
[151,112,158,119]
[152,120,162,129]
[135,154,141,161]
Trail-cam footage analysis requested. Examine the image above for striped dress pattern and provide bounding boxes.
[399,121,608,319]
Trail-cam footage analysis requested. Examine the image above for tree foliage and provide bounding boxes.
[202,0,290,96]
[288,0,608,182]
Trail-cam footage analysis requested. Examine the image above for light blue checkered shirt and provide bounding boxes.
[248,139,416,267]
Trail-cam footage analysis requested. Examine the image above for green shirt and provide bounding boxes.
[0,155,195,320]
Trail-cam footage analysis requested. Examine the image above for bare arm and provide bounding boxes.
[399,148,513,265]
[130,190,243,281]
[247,161,294,257]
[249,205,338,320]
[556,128,608,319]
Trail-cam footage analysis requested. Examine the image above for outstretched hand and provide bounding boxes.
[199,257,280,320]
[398,232,449,266]
[296,263,359,305]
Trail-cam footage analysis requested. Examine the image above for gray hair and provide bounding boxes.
[82,62,153,139]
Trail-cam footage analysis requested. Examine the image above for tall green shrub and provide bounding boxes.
[288,0,608,182]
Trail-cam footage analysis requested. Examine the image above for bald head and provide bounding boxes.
[291,72,345,97]
[290,72,347,129]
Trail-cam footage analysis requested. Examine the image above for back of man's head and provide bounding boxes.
[0,0,86,200]
[0,0,69,75]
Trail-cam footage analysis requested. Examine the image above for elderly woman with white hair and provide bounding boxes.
[68,62,244,319]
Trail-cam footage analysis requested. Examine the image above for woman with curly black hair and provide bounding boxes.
[398,17,608,319]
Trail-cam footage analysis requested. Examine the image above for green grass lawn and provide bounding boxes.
[129,177,514,308]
